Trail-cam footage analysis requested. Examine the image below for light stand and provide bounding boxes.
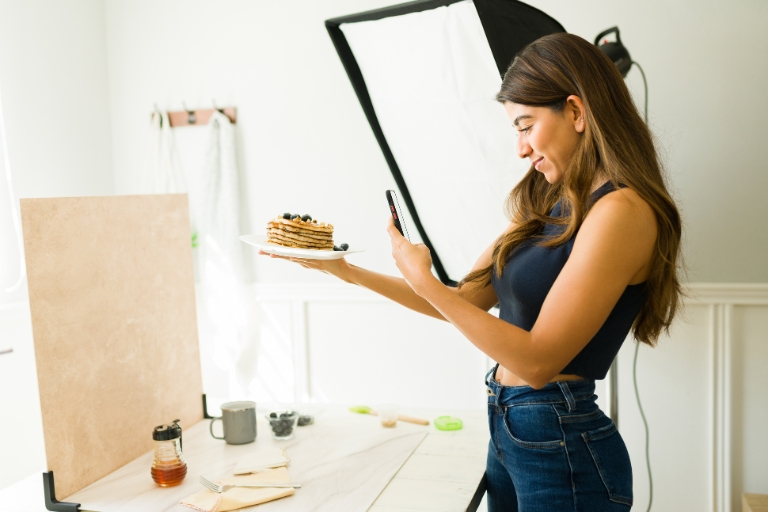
[596,28,653,511]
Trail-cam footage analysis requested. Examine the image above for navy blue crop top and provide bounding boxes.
[490,181,647,380]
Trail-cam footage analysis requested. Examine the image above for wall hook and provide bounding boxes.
[153,103,163,128]
[182,102,196,124]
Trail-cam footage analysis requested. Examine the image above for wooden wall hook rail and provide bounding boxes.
[150,106,237,127]
[167,107,236,127]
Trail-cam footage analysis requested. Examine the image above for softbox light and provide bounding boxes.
[327,0,565,284]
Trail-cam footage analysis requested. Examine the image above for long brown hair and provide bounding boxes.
[461,33,683,346]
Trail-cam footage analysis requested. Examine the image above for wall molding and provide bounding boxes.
[252,283,386,302]
[249,283,388,404]
[685,283,768,305]
[710,303,733,512]
[4,283,767,313]
[250,282,768,304]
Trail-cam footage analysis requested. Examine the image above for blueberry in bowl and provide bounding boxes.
[266,410,299,440]
[297,414,314,426]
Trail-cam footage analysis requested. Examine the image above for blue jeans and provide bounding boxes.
[485,366,633,511]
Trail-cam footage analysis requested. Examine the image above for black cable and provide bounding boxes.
[633,61,648,124]
[633,341,653,512]
[631,59,652,512]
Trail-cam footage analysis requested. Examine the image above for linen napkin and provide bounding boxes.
[233,448,290,475]
[180,467,295,512]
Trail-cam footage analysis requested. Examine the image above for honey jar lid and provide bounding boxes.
[153,419,182,441]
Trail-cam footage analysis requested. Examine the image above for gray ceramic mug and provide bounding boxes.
[209,401,257,444]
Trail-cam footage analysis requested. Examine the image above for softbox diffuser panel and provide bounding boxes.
[328,0,565,284]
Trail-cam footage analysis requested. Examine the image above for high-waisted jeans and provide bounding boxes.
[485,366,633,511]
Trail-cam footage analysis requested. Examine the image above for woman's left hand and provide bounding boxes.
[386,216,435,293]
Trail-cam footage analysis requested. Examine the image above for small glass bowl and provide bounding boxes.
[266,410,298,440]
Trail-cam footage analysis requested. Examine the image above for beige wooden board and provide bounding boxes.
[744,493,768,512]
[21,194,204,500]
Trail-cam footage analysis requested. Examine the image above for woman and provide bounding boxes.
[263,33,682,511]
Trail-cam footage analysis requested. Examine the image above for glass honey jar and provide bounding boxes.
[151,419,187,487]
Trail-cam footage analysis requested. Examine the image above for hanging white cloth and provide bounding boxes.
[198,111,255,390]
[144,111,186,194]
[144,109,200,272]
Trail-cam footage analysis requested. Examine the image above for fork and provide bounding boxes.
[199,475,301,493]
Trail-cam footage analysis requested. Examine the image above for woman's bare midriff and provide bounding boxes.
[494,365,585,387]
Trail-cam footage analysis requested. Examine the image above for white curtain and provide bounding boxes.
[0,85,25,304]
[144,111,187,195]
[143,109,256,400]
[198,111,256,393]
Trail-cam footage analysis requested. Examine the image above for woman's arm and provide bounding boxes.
[261,252,449,319]
[260,220,506,320]
[390,188,657,388]
[343,263,448,320]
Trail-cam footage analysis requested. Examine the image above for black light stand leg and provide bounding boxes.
[202,393,213,419]
[42,472,80,512]
[466,472,487,512]
[607,358,619,429]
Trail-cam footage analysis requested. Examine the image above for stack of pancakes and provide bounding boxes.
[267,216,334,250]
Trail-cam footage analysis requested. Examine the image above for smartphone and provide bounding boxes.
[385,189,410,241]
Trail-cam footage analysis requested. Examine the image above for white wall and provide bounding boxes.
[99,2,768,510]
[247,284,494,410]
[618,286,768,511]
[0,0,113,490]
[104,0,768,284]
[104,0,403,285]
[0,0,114,305]
[0,303,41,492]
[527,0,768,283]
[2,1,768,509]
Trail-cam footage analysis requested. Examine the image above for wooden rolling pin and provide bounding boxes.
[370,410,429,425]
[349,405,430,425]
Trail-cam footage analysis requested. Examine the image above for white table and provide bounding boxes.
[0,407,488,512]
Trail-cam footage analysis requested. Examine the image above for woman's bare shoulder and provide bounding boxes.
[576,186,657,279]
[589,186,656,233]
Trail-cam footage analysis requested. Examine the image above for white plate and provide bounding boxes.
[240,234,364,260]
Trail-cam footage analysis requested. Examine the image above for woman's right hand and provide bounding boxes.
[258,250,353,282]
